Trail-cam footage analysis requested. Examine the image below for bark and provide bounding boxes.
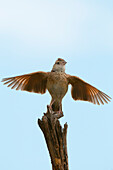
[38,105,69,170]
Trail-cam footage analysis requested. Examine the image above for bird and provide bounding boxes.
[1,58,111,113]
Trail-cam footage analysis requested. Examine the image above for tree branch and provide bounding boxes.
[38,106,69,170]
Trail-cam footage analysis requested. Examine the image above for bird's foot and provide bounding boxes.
[53,110,64,119]
[47,105,54,113]
[46,105,63,119]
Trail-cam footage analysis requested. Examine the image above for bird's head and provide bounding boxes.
[52,58,67,72]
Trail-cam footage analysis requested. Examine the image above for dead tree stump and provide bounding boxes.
[38,105,69,170]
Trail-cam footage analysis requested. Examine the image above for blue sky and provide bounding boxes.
[0,0,113,170]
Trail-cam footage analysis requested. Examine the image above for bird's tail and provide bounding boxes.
[51,100,62,111]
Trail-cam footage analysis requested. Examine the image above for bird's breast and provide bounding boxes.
[47,72,68,100]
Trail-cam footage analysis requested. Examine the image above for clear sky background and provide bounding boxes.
[0,0,113,170]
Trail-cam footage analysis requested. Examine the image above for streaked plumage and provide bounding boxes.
[1,58,111,112]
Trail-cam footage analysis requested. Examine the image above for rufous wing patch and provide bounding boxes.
[67,75,111,105]
[2,71,48,94]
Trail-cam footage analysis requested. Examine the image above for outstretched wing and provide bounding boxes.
[67,75,111,105]
[2,71,48,94]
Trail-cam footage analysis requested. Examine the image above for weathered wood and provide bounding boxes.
[38,105,69,170]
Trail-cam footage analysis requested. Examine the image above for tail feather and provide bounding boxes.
[52,101,62,111]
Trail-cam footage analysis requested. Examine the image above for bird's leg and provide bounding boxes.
[47,101,63,119]
[54,102,63,119]
[57,102,62,113]
[48,100,64,119]
[49,99,55,110]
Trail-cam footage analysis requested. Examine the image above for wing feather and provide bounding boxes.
[67,75,111,105]
[2,71,48,94]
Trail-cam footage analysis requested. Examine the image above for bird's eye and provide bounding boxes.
[57,62,60,64]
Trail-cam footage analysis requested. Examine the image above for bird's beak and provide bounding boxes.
[63,61,67,65]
